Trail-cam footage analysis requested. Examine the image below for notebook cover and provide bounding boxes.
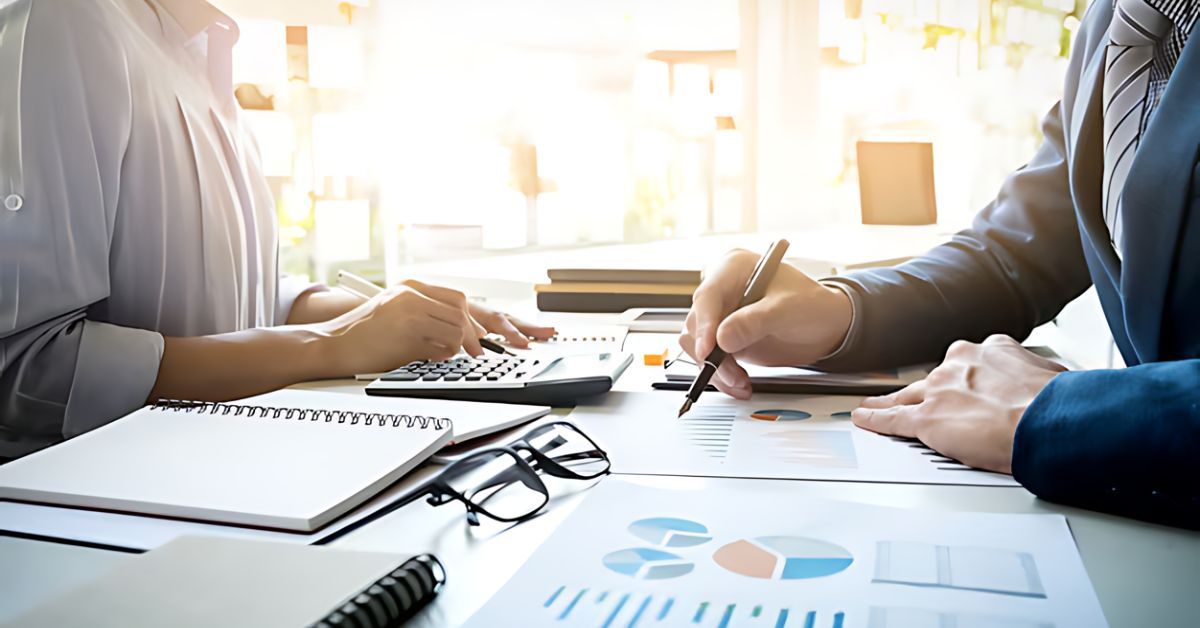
[7,536,411,628]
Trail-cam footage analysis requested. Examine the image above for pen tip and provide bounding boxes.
[677,399,693,418]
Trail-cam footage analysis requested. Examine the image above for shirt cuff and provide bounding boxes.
[62,321,164,438]
[277,274,326,325]
[815,279,862,362]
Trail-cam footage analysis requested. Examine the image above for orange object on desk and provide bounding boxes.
[643,350,670,366]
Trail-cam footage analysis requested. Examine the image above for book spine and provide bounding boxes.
[311,554,447,628]
[537,292,693,313]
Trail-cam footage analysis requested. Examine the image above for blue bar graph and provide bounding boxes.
[544,586,565,608]
[627,595,653,628]
[543,586,845,627]
[602,593,630,628]
[716,604,736,628]
[657,598,674,621]
[558,588,588,621]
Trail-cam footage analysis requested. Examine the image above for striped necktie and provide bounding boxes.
[1103,0,1173,257]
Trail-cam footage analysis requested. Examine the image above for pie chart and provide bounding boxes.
[713,536,854,580]
[628,518,712,548]
[750,409,812,422]
[602,548,694,580]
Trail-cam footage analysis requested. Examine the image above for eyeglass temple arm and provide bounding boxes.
[311,477,439,546]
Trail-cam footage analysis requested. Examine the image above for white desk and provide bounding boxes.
[3,334,1198,626]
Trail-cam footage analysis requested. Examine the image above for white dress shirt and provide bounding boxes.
[0,0,316,458]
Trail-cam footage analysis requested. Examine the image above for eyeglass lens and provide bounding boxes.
[442,449,548,522]
[521,422,610,479]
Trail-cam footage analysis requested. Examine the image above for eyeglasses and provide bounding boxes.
[314,421,609,545]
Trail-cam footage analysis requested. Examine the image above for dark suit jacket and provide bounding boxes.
[821,2,1200,529]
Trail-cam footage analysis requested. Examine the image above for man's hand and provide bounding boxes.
[679,249,854,399]
[851,335,1067,474]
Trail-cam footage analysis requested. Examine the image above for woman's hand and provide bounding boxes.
[151,279,556,402]
[468,302,556,348]
[316,280,486,374]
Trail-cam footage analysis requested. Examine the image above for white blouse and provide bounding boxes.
[0,0,314,457]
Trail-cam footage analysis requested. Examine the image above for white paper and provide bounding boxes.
[568,392,1017,486]
[519,324,630,355]
[464,480,1106,627]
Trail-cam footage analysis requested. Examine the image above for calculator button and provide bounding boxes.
[465,374,482,381]
[486,374,501,381]
[422,374,443,381]
[381,372,420,382]
[443,373,463,381]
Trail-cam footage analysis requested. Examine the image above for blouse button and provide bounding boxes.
[3,194,22,212]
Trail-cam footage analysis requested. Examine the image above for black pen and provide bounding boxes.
[479,337,516,356]
[678,239,791,417]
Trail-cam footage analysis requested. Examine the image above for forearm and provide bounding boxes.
[285,289,363,325]
[148,326,343,402]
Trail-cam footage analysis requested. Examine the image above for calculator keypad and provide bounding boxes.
[381,356,530,384]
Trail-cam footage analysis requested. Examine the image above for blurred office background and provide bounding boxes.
[217,0,1088,285]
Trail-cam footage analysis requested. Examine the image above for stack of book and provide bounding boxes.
[535,268,701,312]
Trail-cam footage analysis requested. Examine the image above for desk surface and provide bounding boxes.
[3,331,1198,627]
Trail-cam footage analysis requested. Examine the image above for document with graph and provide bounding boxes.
[567,392,1018,486]
[464,480,1105,627]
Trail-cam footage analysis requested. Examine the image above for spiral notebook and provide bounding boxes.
[0,390,547,531]
[8,536,446,628]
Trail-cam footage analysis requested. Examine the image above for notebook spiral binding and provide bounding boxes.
[311,554,447,628]
[150,399,452,430]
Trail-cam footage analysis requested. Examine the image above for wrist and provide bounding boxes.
[283,324,349,380]
[814,282,855,359]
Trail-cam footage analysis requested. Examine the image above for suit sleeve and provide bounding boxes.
[1014,363,1200,529]
[817,102,1093,372]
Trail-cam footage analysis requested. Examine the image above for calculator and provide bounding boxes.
[365,352,633,406]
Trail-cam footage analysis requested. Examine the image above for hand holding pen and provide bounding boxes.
[335,271,555,366]
[678,241,855,406]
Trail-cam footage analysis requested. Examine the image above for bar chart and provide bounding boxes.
[542,586,848,628]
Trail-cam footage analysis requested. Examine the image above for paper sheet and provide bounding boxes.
[464,479,1106,627]
[568,392,1017,486]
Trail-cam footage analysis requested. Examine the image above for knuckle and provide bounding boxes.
[984,333,1014,346]
[946,339,975,358]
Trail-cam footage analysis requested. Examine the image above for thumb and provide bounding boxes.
[715,301,776,355]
